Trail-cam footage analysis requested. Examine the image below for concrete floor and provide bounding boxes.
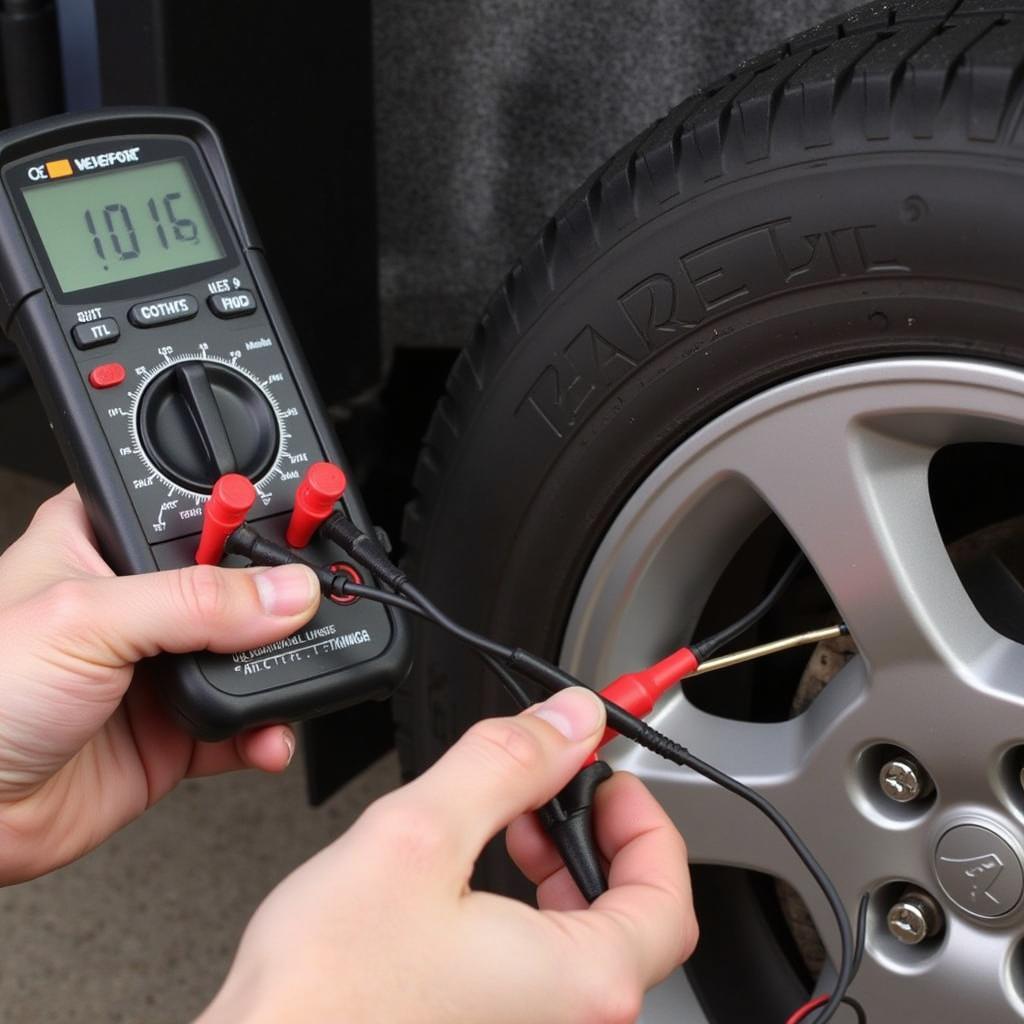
[0,469,402,1022]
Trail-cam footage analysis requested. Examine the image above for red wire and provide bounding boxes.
[785,995,830,1024]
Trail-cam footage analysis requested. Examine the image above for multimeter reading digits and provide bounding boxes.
[0,107,410,738]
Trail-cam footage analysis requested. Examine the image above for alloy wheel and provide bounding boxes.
[561,358,1024,1022]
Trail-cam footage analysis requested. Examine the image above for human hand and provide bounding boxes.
[0,486,322,884]
[201,687,696,1024]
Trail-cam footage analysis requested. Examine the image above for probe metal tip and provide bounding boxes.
[692,624,849,675]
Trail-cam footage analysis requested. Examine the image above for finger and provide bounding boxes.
[510,771,695,970]
[183,725,296,778]
[34,561,322,669]
[232,725,296,774]
[559,772,696,987]
[506,810,560,882]
[509,771,668,885]
[122,685,295,806]
[387,688,606,872]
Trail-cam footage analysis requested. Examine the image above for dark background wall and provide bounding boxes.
[373,0,858,353]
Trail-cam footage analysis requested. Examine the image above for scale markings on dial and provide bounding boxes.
[87,341,322,542]
[125,350,290,505]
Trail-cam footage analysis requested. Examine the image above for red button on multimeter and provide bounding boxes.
[88,362,126,389]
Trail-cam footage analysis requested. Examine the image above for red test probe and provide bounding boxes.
[286,462,348,548]
[195,474,257,565]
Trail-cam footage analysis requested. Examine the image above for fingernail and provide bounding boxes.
[282,729,296,766]
[254,564,319,616]
[530,687,605,741]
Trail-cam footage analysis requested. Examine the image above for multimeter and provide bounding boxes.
[0,107,410,739]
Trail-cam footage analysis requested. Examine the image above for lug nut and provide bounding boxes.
[879,757,930,803]
[887,890,943,945]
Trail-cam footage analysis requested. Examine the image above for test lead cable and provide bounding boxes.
[691,550,805,661]
[787,893,869,1024]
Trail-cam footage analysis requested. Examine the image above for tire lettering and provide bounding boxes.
[517,217,908,439]
[619,273,701,352]
[515,326,638,439]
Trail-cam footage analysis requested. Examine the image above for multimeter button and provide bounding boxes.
[88,362,126,389]
[71,318,120,349]
[128,294,199,328]
[208,290,257,318]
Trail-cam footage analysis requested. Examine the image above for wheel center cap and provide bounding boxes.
[934,824,1024,918]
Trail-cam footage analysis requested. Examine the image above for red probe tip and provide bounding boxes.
[195,473,257,565]
[285,461,347,548]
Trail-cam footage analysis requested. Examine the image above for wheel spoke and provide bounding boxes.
[848,923,1018,1022]
[713,373,1024,772]
[717,379,996,677]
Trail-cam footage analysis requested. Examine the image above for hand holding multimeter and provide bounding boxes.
[0,107,410,738]
[0,485,321,882]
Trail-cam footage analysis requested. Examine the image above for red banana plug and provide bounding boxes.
[196,474,257,565]
[285,462,347,548]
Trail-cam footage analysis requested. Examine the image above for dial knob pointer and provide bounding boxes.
[138,359,279,492]
[176,362,238,477]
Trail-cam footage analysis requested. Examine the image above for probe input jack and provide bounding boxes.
[329,562,363,605]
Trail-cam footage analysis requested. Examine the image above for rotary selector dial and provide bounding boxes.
[97,342,313,542]
[137,359,279,493]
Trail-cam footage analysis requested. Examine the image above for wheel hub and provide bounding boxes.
[934,823,1024,919]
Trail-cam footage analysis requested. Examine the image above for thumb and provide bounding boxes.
[37,562,321,668]
[399,687,607,868]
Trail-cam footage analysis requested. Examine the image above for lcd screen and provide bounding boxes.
[22,158,225,293]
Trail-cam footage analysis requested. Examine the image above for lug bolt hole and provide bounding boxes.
[872,881,946,964]
[886,889,943,945]
[857,743,936,821]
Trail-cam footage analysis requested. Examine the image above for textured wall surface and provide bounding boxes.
[374,0,859,352]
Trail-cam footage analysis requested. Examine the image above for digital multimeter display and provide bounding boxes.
[22,158,224,293]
